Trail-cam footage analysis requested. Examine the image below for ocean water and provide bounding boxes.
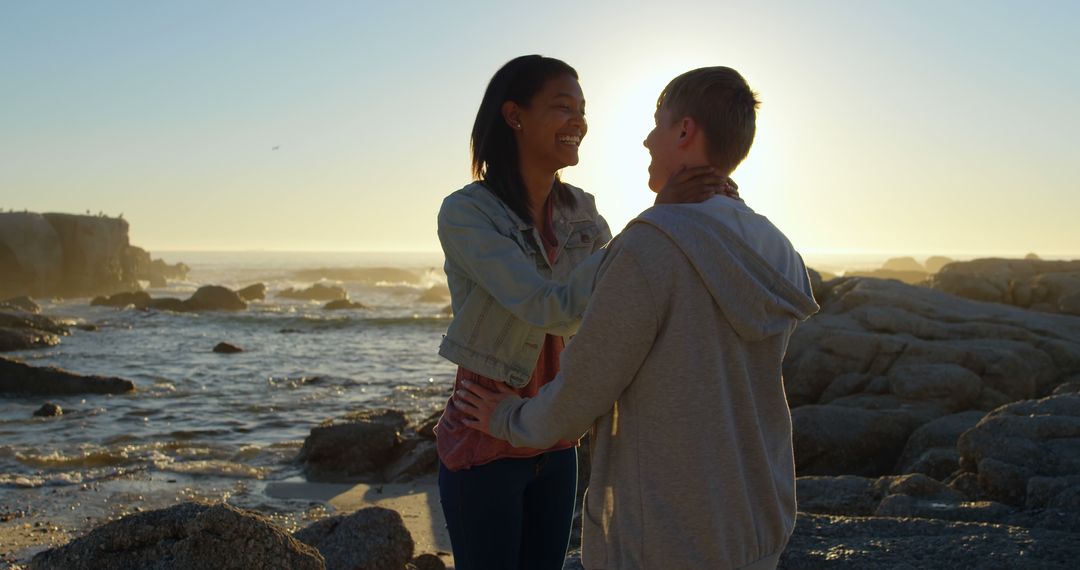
[0,251,458,536]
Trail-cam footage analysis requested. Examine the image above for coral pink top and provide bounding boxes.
[436,197,576,470]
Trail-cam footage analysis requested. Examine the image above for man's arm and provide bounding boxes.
[458,235,660,448]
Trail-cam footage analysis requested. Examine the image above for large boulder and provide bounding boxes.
[779,512,1080,569]
[293,507,413,570]
[29,502,324,570]
[237,283,267,301]
[896,410,985,478]
[2,296,41,313]
[91,291,152,309]
[791,403,936,476]
[297,410,408,482]
[0,310,66,352]
[784,278,1080,410]
[956,393,1080,507]
[930,258,1080,316]
[279,284,348,302]
[185,285,247,311]
[0,356,134,395]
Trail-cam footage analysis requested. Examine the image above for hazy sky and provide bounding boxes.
[2,1,1078,257]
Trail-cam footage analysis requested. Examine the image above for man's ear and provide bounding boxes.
[502,101,522,131]
[676,117,698,148]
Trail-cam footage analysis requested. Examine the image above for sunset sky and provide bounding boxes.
[2,1,1078,258]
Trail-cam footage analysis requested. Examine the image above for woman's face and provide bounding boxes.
[511,74,587,173]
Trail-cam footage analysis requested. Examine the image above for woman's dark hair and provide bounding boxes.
[470,55,578,225]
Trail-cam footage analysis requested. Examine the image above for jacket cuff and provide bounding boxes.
[489,395,525,441]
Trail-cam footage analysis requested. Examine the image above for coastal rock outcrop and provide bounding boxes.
[784,277,1080,476]
[0,357,134,395]
[930,258,1080,316]
[92,286,248,312]
[297,409,439,483]
[1,296,41,313]
[213,342,244,354]
[324,299,368,310]
[0,212,187,299]
[0,310,67,351]
[279,284,348,301]
[956,393,1080,507]
[237,283,267,301]
[28,502,325,570]
[293,507,413,570]
[186,285,248,311]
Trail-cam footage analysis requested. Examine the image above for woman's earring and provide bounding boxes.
[513,123,522,130]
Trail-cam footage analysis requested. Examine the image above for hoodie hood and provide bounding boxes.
[633,203,819,341]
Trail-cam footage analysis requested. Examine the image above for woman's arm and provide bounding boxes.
[438,192,605,330]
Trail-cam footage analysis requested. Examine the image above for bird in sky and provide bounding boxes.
[272,145,280,151]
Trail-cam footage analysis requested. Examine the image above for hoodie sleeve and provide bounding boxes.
[489,240,658,447]
[438,192,605,332]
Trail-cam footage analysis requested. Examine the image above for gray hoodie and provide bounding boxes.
[489,196,819,569]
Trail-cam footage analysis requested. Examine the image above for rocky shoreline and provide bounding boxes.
[3,257,1080,568]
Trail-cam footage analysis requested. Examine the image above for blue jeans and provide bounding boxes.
[438,447,578,570]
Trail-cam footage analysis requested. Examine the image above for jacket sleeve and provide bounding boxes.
[489,240,658,447]
[438,193,605,331]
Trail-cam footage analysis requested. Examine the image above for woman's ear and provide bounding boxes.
[502,101,523,131]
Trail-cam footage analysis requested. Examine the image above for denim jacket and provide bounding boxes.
[437,181,612,387]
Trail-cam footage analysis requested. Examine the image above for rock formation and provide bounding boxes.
[0,357,134,395]
[930,258,1080,316]
[293,507,414,570]
[279,284,348,301]
[784,277,1080,477]
[28,502,324,570]
[0,212,186,298]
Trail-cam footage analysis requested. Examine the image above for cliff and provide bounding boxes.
[0,212,185,298]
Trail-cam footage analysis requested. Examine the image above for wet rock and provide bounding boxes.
[298,410,407,482]
[2,296,40,313]
[33,402,62,417]
[324,299,368,310]
[147,297,187,312]
[0,311,69,336]
[957,394,1080,507]
[279,284,347,302]
[779,512,1080,569]
[293,506,412,570]
[0,327,61,352]
[213,342,244,354]
[185,285,247,311]
[237,283,267,302]
[29,502,324,570]
[0,357,134,395]
[90,291,152,309]
[416,286,450,304]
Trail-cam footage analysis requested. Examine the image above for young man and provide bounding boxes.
[455,67,819,569]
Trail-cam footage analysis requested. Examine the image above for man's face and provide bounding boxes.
[642,105,682,193]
